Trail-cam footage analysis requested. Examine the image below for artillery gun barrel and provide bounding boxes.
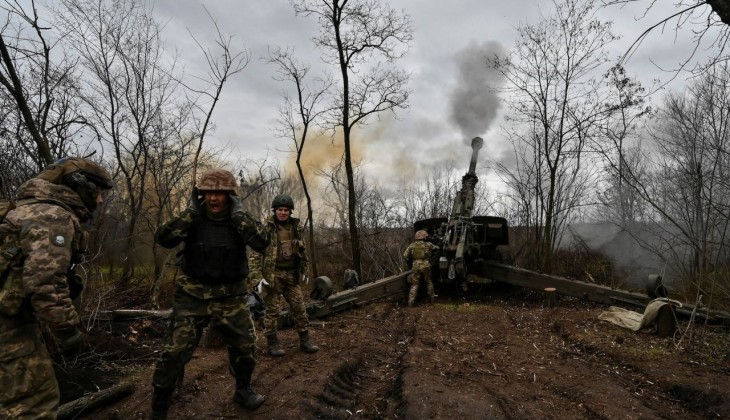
[468,137,484,174]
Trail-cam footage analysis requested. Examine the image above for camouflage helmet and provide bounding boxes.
[271,194,294,210]
[38,157,113,212]
[37,157,113,189]
[197,169,238,195]
[415,230,428,240]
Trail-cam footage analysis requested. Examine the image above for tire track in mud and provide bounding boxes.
[304,304,415,419]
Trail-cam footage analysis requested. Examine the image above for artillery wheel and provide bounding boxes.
[310,276,333,301]
[645,274,667,299]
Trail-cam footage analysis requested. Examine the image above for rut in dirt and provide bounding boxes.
[305,306,417,419]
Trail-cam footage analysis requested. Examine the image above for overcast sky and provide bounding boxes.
[150,0,720,190]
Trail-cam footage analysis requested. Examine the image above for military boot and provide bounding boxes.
[299,330,319,353]
[266,333,285,357]
[233,364,264,410]
[234,383,265,410]
[149,387,173,420]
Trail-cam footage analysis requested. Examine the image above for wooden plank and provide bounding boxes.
[484,262,651,306]
[306,271,410,318]
[484,262,730,325]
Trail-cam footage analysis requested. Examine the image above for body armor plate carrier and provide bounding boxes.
[181,218,248,284]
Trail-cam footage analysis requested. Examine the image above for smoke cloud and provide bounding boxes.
[449,40,505,141]
[283,129,366,188]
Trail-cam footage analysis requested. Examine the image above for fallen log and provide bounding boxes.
[111,309,172,319]
[58,383,135,419]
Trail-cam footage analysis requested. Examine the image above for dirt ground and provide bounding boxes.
[59,287,730,419]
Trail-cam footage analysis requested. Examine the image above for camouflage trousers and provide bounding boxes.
[0,324,59,419]
[408,260,435,306]
[262,269,308,335]
[152,289,257,391]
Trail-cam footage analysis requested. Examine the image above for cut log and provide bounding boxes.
[111,309,172,319]
[58,383,135,419]
[544,287,557,308]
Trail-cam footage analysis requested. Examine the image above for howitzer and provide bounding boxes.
[273,137,730,329]
[414,137,509,292]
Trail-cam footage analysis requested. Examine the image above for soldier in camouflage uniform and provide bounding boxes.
[249,194,319,357]
[149,169,270,419]
[0,157,113,420]
[403,230,440,307]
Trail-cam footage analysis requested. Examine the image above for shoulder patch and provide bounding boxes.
[52,234,66,247]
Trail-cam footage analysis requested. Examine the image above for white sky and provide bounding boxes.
[149,0,721,190]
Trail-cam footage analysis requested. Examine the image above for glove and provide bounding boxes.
[255,279,269,295]
[229,193,243,215]
[57,326,85,354]
[187,188,204,218]
[301,274,309,285]
[229,194,256,226]
[68,272,84,299]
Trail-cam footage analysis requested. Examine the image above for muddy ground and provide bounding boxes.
[58,288,730,419]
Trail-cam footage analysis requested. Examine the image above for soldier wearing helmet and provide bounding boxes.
[0,157,113,418]
[150,169,271,418]
[248,194,318,357]
[403,230,440,307]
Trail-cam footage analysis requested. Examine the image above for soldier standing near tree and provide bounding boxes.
[0,157,113,419]
[249,194,319,357]
[149,169,270,419]
[403,230,439,307]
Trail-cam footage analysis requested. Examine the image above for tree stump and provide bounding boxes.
[544,287,557,308]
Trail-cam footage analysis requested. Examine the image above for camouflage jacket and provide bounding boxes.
[0,178,90,334]
[403,240,439,263]
[155,207,270,299]
[248,216,308,286]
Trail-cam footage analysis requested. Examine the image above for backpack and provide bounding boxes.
[0,199,24,315]
[1,197,81,316]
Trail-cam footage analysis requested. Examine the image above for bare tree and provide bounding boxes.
[236,156,283,219]
[493,0,617,272]
[290,0,413,279]
[596,65,652,225]
[0,0,89,173]
[650,64,730,307]
[267,46,332,278]
[55,0,248,286]
[604,0,730,75]
[55,0,183,283]
[182,7,250,184]
[598,59,730,313]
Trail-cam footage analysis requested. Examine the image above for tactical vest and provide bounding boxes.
[274,221,303,271]
[411,242,431,260]
[181,217,248,284]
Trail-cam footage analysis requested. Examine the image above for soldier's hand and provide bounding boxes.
[68,273,84,299]
[57,326,86,355]
[229,194,256,226]
[229,193,243,216]
[301,274,309,285]
[187,188,204,217]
